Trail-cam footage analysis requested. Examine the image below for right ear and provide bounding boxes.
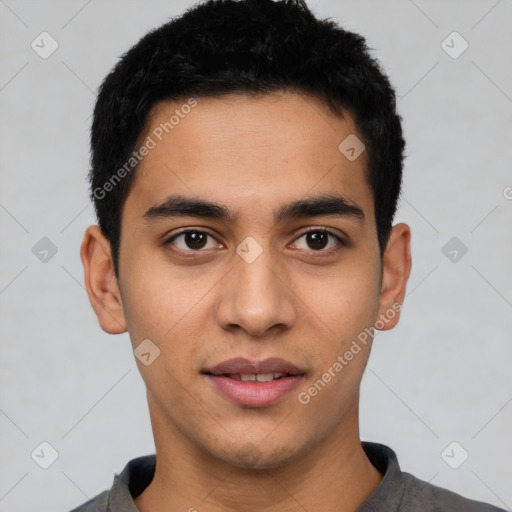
[80,225,128,334]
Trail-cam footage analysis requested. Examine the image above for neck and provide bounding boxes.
[135,397,382,512]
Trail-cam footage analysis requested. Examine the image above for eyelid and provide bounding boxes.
[166,227,219,240]
[297,226,348,244]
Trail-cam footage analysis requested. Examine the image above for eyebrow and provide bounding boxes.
[143,193,365,224]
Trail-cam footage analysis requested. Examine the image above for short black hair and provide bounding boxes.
[89,0,405,278]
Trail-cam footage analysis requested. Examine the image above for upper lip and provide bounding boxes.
[202,357,305,376]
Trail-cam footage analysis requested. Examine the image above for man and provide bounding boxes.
[72,0,505,510]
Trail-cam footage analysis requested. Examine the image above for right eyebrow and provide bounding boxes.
[143,195,236,223]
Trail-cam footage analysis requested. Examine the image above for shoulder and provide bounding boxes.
[68,490,109,512]
[360,442,506,512]
[401,472,507,512]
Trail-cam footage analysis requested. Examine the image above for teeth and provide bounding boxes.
[256,373,274,382]
[237,373,285,382]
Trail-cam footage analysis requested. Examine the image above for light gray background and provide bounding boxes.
[1,1,511,511]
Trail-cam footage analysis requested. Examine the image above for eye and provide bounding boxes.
[164,227,347,255]
[290,228,346,252]
[165,230,222,252]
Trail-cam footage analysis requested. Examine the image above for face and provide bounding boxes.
[82,91,411,469]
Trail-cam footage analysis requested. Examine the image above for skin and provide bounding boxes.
[81,91,412,512]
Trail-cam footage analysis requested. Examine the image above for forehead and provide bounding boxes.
[124,91,374,226]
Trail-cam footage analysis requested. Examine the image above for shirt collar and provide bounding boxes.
[107,454,156,511]
[357,442,405,511]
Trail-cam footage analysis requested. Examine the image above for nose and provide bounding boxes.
[215,245,297,338]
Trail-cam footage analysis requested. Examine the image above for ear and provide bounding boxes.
[80,225,128,334]
[376,223,412,331]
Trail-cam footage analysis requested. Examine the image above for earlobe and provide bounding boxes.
[80,225,128,334]
[377,223,412,331]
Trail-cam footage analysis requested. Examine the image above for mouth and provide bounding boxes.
[202,357,305,407]
[210,372,293,382]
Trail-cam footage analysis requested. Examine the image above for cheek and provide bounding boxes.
[297,266,380,411]
[301,259,381,342]
[119,248,215,346]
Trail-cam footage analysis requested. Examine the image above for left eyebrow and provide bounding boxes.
[142,193,365,224]
[275,193,365,223]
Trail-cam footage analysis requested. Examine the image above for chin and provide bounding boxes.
[211,436,308,470]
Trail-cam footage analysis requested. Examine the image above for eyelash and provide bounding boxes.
[164,227,348,256]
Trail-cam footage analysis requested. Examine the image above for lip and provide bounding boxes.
[202,357,305,376]
[202,357,306,408]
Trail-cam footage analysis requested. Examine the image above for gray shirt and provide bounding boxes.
[69,442,506,511]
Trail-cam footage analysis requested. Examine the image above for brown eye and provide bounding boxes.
[306,231,329,250]
[183,232,208,250]
[166,230,221,252]
[292,229,346,252]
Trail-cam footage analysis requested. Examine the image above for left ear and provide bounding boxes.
[377,223,412,330]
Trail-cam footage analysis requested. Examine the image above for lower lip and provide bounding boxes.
[205,375,304,407]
